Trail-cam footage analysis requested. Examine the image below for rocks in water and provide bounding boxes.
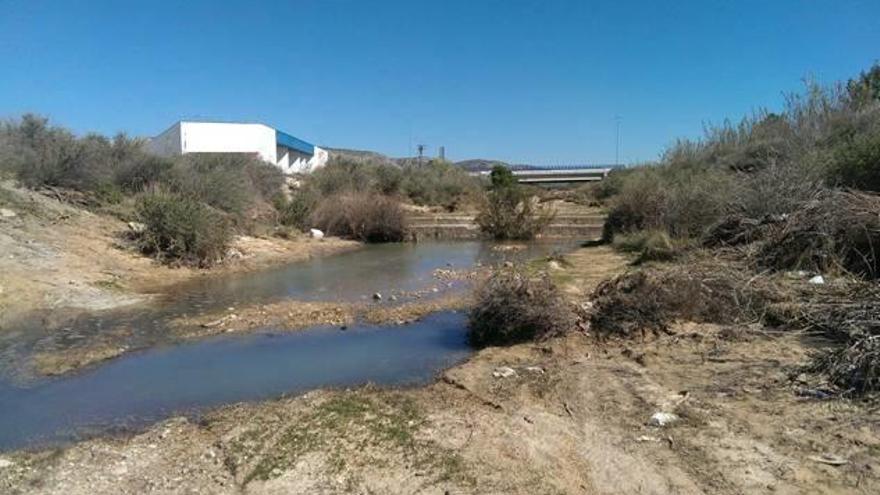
[372,292,382,301]
[309,228,324,240]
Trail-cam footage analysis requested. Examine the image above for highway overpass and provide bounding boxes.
[469,165,617,184]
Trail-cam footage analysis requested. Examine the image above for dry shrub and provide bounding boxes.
[309,192,405,242]
[772,281,880,396]
[756,189,880,279]
[602,165,733,241]
[590,257,779,337]
[768,280,880,340]
[808,335,880,397]
[468,267,579,347]
[702,214,784,248]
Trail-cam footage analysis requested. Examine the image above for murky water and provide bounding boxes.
[0,312,470,451]
[0,240,578,451]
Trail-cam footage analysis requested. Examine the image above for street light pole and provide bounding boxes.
[614,115,622,166]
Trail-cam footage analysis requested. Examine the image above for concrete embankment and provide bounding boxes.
[406,201,604,240]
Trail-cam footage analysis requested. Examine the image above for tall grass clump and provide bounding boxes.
[134,188,232,267]
[476,166,554,240]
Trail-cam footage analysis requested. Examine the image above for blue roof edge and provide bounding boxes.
[276,130,314,155]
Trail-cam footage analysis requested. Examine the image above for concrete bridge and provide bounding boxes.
[468,165,618,184]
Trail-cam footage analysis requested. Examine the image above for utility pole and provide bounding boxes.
[614,115,622,166]
[416,144,426,166]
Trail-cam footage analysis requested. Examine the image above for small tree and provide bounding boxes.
[476,165,554,240]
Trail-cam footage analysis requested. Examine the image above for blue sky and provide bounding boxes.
[1,0,878,164]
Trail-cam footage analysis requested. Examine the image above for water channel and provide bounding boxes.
[0,240,577,451]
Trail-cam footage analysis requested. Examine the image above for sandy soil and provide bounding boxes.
[0,181,359,329]
[2,220,878,493]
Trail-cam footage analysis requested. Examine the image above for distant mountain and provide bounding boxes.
[324,147,545,171]
[453,159,544,172]
[324,147,397,166]
[452,159,509,172]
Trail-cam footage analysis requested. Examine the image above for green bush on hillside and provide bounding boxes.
[134,189,232,266]
[275,189,318,229]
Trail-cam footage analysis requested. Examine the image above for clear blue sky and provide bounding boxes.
[1,0,878,164]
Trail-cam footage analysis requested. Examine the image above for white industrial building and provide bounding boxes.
[148,121,328,174]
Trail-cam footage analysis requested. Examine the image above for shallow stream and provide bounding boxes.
[0,240,577,451]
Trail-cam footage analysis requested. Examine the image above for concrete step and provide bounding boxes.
[407,215,604,225]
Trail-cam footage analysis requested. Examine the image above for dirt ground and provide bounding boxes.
[4,244,876,494]
[0,180,359,329]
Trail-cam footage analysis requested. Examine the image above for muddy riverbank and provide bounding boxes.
[0,180,360,328]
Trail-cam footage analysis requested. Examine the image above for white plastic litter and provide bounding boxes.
[648,412,679,427]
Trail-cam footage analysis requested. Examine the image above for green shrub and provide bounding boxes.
[244,159,286,200]
[825,129,880,192]
[163,153,259,215]
[134,189,232,266]
[468,267,578,347]
[309,158,376,196]
[114,154,175,192]
[400,160,479,210]
[476,167,554,240]
[275,189,318,229]
[374,164,403,195]
[612,230,677,263]
[309,192,406,242]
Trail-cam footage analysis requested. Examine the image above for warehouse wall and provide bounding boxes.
[180,122,277,163]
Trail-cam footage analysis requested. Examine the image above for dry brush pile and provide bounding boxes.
[588,255,785,338]
[468,266,582,347]
[755,190,880,279]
